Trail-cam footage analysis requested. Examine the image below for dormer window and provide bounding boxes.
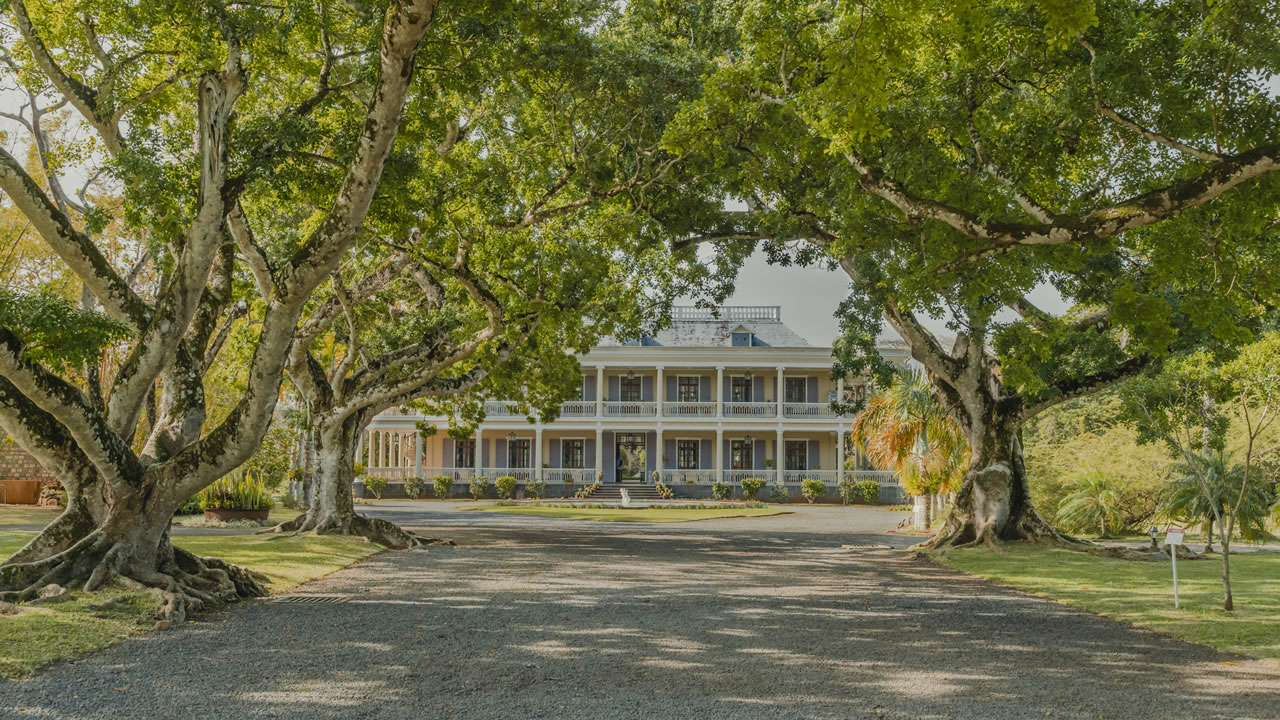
[731,330,752,346]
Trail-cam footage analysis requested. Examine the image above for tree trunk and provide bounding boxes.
[924,420,1079,548]
[270,417,424,549]
[913,495,929,530]
[1221,537,1234,611]
[1204,517,1214,553]
[1,479,265,619]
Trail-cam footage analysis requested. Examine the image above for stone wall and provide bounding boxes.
[0,439,56,484]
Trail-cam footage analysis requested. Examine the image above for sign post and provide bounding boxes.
[1164,526,1185,608]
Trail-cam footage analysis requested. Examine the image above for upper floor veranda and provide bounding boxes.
[377,306,909,427]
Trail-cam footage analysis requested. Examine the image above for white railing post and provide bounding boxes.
[656,365,664,418]
[776,366,784,419]
[534,427,542,482]
[776,428,784,487]
[594,427,603,481]
[714,427,723,484]
[837,428,846,487]
[715,366,724,419]
[595,365,605,419]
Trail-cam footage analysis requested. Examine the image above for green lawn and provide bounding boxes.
[469,505,791,522]
[0,504,60,527]
[938,546,1280,664]
[0,527,380,678]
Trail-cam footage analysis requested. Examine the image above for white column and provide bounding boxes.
[474,427,483,478]
[655,428,664,484]
[414,430,423,478]
[714,427,723,483]
[776,428,784,486]
[595,365,605,418]
[355,431,363,467]
[837,429,846,486]
[715,366,725,419]
[656,366,664,418]
[534,427,543,482]
[837,376,845,407]
[594,427,603,481]
[776,366,784,418]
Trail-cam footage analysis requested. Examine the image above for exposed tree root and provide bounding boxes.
[266,510,451,549]
[0,532,267,626]
[4,500,98,566]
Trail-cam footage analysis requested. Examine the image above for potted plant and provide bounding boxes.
[199,470,274,523]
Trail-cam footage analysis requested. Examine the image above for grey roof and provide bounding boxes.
[598,306,812,348]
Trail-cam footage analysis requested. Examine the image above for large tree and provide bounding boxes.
[665,0,1280,546]
[269,3,715,547]
[0,0,446,621]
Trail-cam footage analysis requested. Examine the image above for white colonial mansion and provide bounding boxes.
[360,306,908,499]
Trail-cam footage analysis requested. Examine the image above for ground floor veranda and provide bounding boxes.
[355,424,903,503]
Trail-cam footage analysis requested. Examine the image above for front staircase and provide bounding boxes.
[588,482,663,502]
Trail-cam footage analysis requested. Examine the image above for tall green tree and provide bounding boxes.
[666,0,1280,546]
[1122,331,1280,610]
[0,0,590,622]
[268,2,718,546]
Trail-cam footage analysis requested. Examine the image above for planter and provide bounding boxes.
[203,508,269,523]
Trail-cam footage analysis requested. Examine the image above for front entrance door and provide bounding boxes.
[615,433,646,482]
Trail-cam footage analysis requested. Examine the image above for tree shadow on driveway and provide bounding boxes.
[4,523,1278,720]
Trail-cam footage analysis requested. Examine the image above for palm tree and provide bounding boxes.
[1161,456,1271,551]
[1055,470,1121,537]
[850,368,968,530]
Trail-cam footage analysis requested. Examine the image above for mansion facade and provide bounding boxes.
[360,306,908,501]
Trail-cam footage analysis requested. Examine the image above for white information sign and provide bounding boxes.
[1164,526,1184,608]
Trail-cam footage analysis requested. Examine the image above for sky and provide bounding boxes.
[687,250,1068,348]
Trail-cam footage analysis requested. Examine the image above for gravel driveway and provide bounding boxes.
[4,504,1278,719]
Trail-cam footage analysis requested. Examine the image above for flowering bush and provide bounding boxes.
[403,476,425,499]
[495,476,517,499]
[740,477,767,501]
[838,478,880,505]
[363,475,389,499]
[654,482,674,499]
[801,478,825,503]
[433,475,454,498]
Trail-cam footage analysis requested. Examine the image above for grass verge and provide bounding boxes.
[469,505,790,522]
[937,545,1280,665]
[1,528,380,679]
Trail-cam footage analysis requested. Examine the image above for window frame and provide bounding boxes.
[561,438,584,469]
[677,439,699,470]
[730,376,752,402]
[730,438,753,470]
[620,375,642,402]
[454,439,475,468]
[785,376,808,403]
[677,376,700,403]
[785,440,808,471]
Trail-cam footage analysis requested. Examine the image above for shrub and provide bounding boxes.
[433,475,454,498]
[769,481,790,503]
[575,482,601,499]
[470,477,492,500]
[199,470,274,510]
[740,477,767,501]
[496,476,517,499]
[801,478,825,503]
[840,479,880,505]
[525,479,546,499]
[176,495,203,515]
[403,476,425,499]
[363,475,389,499]
[655,482,674,499]
[353,462,366,478]
[711,481,732,500]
